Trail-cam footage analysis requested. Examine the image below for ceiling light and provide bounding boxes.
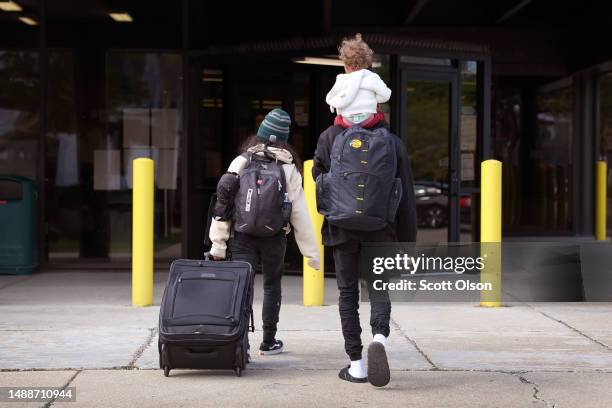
[292,57,344,67]
[0,1,22,11]
[19,16,37,26]
[109,12,133,22]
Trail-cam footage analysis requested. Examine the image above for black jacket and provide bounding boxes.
[312,123,418,246]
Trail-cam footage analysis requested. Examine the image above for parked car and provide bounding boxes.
[414,181,472,229]
[415,181,448,228]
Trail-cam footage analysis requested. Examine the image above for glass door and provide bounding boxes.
[401,69,460,242]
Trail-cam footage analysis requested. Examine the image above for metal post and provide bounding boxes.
[38,0,48,267]
[595,160,607,241]
[303,160,324,306]
[480,159,502,307]
[132,158,154,307]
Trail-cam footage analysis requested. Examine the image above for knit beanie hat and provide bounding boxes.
[257,108,291,142]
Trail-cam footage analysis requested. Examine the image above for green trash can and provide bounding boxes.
[0,175,38,275]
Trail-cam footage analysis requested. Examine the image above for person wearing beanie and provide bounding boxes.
[209,108,321,356]
[256,108,291,142]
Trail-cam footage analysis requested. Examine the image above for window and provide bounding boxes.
[372,54,391,124]
[45,51,183,261]
[459,61,479,241]
[0,51,40,181]
[533,83,573,232]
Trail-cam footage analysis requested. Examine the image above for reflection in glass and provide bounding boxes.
[46,51,183,261]
[107,52,183,260]
[405,80,450,243]
[45,50,79,258]
[494,90,523,233]
[534,85,573,232]
[459,61,478,241]
[0,51,39,181]
[199,68,225,181]
[372,54,391,124]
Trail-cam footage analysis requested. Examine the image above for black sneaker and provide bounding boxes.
[338,366,368,383]
[259,339,284,355]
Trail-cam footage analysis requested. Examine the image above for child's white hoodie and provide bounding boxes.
[326,69,391,116]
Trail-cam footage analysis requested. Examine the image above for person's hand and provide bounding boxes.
[212,256,225,261]
[307,257,321,271]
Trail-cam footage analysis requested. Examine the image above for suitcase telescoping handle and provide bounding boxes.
[250,308,255,333]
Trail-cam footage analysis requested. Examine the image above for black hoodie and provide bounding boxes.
[312,122,418,246]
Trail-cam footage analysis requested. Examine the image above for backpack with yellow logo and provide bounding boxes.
[316,126,402,231]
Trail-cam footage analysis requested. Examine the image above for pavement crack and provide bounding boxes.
[128,327,157,369]
[0,329,51,332]
[533,308,612,352]
[516,373,556,407]
[390,317,439,370]
[43,369,80,408]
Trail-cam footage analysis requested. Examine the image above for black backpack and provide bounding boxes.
[233,149,291,237]
[316,126,402,231]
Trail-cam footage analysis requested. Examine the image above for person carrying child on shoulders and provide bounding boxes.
[314,34,417,387]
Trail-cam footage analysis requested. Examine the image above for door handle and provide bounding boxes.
[450,170,460,196]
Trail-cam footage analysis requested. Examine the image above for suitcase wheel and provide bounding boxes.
[235,366,242,377]
[236,345,246,369]
[163,366,170,377]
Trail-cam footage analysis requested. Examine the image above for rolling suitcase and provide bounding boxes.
[158,258,254,377]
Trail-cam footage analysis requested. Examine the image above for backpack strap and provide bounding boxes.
[278,159,288,196]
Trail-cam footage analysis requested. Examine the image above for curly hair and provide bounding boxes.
[338,33,374,71]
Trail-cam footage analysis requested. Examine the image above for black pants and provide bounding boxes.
[333,238,392,361]
[228,231,286,345]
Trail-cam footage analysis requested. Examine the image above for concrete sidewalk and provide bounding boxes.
[1,271,612,407]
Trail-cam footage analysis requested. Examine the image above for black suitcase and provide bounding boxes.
[158,258,254,377]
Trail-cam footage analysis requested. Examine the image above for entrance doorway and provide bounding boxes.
[185,54,485,260]
[186,57,340,263]
[401,63,478,242]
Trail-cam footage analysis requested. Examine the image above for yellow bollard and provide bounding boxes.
[595,161,607,241]
[132,158,154,307]
[480,159,502,307]
[303,160,324,306]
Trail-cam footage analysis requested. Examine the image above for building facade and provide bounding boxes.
[1,0,612,269]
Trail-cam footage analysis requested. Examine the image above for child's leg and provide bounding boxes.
[260,232,287,344]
